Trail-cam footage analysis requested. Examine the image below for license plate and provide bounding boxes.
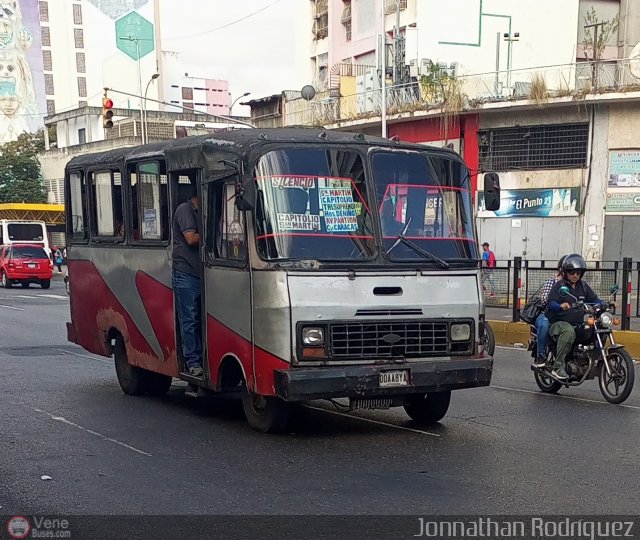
[27,263,36,268]
[379,370,410,388]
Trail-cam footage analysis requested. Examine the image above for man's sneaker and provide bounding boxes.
[551,367,568,380]
[531,357,547,369]
[189,366,204,377]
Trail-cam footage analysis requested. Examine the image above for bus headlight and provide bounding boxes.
[451,323,471,341]
[302,327,325,346]
[599,312,613,327]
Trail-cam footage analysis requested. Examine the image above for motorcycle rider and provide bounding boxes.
[546,254,604,380]
[531,255,567,369]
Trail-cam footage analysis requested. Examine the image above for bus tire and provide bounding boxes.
[403,391,451,424]
[113,335,147,396]
[242,387,292,434]
[145,371,173,396]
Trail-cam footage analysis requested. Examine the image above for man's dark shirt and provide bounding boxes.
[172,200,200,278]
[546,279,600,325]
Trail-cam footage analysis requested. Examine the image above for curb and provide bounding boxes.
[488,320,640,359]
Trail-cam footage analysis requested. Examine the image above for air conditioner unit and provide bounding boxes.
[409,59,418,78]
[449,62,459,77]
[419,58,432,76]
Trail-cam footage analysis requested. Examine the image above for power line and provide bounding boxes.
[162,0,282,41]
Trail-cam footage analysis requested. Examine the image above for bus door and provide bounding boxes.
[169,170,206,376]
[201,178,252,391]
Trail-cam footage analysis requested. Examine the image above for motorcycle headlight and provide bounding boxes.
[599,312,613,327]
[302,327,325,346]
[451,323,471,341]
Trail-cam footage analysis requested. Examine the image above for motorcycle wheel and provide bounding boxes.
[599,348,635,404]
[534,371,562,394]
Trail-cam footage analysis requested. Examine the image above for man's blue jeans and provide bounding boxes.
[172,270,202,370]
[535,313,550,359]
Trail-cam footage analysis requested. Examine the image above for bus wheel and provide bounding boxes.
[242,387,292,434]
[403,391,451,424]
[145,371,172,396]
[113,336,147,396]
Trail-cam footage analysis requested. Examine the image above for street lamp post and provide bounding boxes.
[503,31,520,93]
[143,73,159,144]
[119,36,144,143]
[229,92,250,115]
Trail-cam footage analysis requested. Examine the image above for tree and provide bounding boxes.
[583,7,619,62]
[0,131,47,204]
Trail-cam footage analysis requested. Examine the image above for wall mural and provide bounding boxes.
[0,0,44,143]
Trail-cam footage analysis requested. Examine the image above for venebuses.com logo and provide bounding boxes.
[5,515,71,538]
[6,516,31,539]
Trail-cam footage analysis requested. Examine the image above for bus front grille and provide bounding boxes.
[329,320,454,359]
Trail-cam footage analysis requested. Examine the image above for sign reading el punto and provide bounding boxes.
[477,188,581,218]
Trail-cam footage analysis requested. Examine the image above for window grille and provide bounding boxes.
[478,123,590,171]
[77,77,87,98]
[42,50,52,72]
[73,3,83,24]
[76,52,86,73]
[39,1,49,22]
[384,0,407,15]
[74,28,84,48]
[44,74,54,96]
[41,27,51,46]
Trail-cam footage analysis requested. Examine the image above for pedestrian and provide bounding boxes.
[53,246,63,273]
[481,242,496,297]
[171,187,203,378]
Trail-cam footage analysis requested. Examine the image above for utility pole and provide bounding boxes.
[380,1,387,137]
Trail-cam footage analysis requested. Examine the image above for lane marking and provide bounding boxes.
[30,405,152,456]
[491,384,640,411]
[55,347,113,365]
[15,295,38,299]
[305,405,441,438]
[0,304,24,311]
[39,294,69,300]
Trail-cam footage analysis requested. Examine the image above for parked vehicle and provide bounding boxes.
[0,220,51,257]
[529,285,634,404]
[64,128,502,433]
[0,244,53,289]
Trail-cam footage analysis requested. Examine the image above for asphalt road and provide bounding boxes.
[2,278,640,518]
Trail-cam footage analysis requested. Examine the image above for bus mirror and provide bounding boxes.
[235,177,256,212]
[483,172,501,211]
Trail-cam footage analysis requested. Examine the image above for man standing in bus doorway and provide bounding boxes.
[172,188,203,377]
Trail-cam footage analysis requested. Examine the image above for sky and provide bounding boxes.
[159,0,308,114]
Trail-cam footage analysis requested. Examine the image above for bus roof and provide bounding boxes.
[65,128,460,173]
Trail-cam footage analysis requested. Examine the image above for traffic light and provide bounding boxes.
[102,94,114,129]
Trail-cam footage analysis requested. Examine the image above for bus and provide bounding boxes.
[64,128,501,433]
[0,220,51,256]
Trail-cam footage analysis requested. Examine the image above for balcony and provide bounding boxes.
[384,0,407,15]
[283,58,640,127]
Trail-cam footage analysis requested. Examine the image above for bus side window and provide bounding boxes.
[89,170,124,240]
[67,171,88,241]
[136,161,169,242]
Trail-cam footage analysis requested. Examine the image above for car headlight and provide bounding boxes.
[599,312,613,327]
[302,327,325,346]
[451,323,471,341]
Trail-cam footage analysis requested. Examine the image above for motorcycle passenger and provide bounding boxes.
[546,254,604,380]
[531,255,567,369]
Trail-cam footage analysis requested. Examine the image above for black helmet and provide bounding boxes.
[562,253,587,277]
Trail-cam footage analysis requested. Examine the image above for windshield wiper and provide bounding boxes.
[387,219,450,270]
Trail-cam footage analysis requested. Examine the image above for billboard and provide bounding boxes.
[0,0,46,143]
[478,187,581,217]
[608,150,640,188]
[605,190,640,214]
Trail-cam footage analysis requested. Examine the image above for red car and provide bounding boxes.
[0,243,53,289]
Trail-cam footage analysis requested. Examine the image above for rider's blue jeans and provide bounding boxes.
[172,270,202,370]
[535,313,550,359]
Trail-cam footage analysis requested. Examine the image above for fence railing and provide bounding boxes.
[486,258,637,329]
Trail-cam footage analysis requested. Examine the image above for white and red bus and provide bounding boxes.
[64,128,501,433]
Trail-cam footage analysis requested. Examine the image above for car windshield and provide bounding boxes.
[371,151,478,261]
[12,246,48,259]
[254,148,375,261]
[8,223,44,241]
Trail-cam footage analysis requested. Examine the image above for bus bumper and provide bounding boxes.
[273,357,493,402]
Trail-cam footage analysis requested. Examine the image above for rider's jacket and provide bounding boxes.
[547,279,602,325]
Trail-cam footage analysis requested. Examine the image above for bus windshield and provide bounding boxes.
[254,148,375,261]
[371,151,478,261]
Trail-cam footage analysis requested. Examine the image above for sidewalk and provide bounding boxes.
[486,307,640,358]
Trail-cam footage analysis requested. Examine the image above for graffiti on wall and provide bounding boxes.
[0,0,44,143]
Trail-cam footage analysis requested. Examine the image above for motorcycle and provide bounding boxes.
[528,284,635,404]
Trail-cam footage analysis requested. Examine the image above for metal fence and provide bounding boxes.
[486,258,636,328]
